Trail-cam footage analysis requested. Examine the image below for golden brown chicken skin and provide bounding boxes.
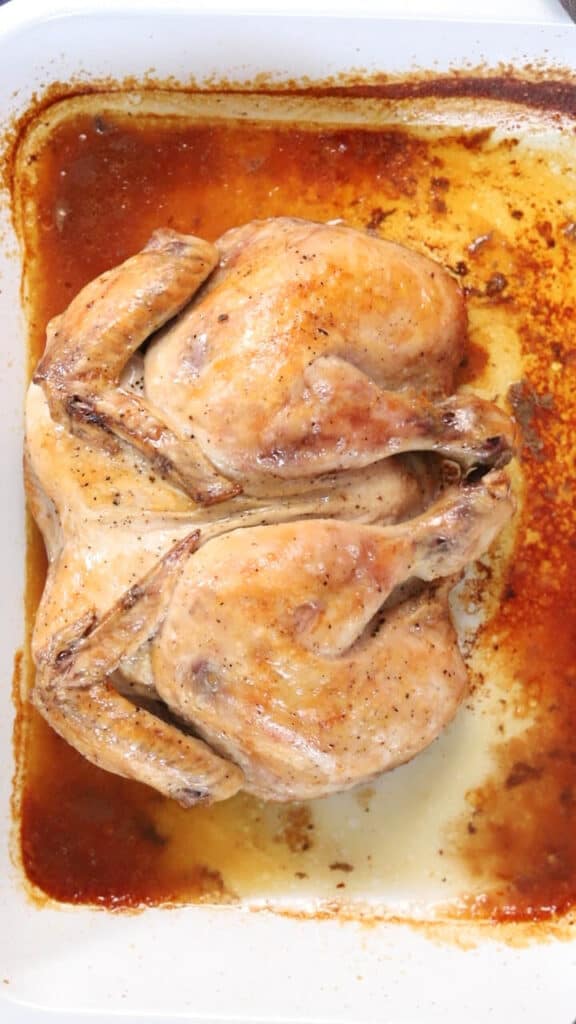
[145,218,515,486]
[25,217,518,805]
[152,471,513,800]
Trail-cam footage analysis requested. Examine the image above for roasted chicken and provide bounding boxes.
[25,217,518,804]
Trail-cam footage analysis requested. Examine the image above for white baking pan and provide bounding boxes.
[1,2,576,1022]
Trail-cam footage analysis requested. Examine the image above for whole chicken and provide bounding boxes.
[25,217,517,805]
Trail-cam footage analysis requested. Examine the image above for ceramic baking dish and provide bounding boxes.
[1,1,576,1022]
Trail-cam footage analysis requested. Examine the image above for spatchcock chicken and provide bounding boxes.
[25,217,518,806]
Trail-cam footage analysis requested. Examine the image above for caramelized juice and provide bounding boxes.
[14,90,576,919]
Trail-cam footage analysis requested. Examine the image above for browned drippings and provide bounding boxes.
[452,354,576,921]
[13,92,576,918]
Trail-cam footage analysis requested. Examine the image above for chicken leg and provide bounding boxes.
[151,468,513,800]
[144,218,517,487]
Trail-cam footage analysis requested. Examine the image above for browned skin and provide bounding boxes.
[26,217,518,805]
[145,218,518,484]
[32,471,512,804]
[257,356,517,477]
[33,229,239,504]
[153,471,513,800]
[33,532,244,805]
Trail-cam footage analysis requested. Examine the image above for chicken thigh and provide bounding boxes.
[152,471,512,800]
[26,216,518,805]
